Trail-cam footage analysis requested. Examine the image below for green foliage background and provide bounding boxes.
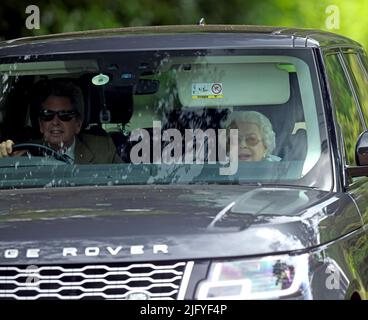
[1,0,368,48]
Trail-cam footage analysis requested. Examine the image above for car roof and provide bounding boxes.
[0,25,363,57]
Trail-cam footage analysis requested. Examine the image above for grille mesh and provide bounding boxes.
[0,261,189,300]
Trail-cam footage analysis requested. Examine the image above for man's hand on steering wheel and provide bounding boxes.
[0,140,72,163]
[0,140,17,157]
[0,140,29,157]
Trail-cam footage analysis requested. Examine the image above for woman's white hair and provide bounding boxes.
[223,110,276,155]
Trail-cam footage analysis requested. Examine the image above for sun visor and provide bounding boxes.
[0,60,98,75]
[175,63,290,107]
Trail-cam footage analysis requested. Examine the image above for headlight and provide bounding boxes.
[196,254,310,299]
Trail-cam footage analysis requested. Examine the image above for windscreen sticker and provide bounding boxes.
[192,83,224,99]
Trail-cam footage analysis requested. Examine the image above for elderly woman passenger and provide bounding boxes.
[223,111,281,162]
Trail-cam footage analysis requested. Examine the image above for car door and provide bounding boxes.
[338,49,368,227]
[323,49,367,218]
[323,48,368,297]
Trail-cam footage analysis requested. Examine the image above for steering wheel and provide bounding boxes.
[12,143,73,164]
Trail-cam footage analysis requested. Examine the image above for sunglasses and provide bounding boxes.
[39,109,78,122]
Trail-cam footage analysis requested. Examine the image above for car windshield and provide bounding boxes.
[0,48,331,190]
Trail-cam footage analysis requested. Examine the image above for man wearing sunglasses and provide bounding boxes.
[0,80,122,164]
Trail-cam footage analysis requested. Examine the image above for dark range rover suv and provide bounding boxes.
[0,25,367,300]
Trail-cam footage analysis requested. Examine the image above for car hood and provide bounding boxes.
[0,184,362,264]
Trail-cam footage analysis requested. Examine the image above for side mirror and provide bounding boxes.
[347,131,368,178]
[356,131,368,166]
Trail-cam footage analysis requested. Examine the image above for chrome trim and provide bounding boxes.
[0,261,187,300]
[177,261,194,300]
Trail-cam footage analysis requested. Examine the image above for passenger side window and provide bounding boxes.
[343,52,368,126]
[324,53,364,166]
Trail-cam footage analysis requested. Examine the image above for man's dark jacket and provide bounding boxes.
[74,134,122,164]
[34,133,122,164]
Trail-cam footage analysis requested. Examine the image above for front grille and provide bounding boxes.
[0,261,193,300]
